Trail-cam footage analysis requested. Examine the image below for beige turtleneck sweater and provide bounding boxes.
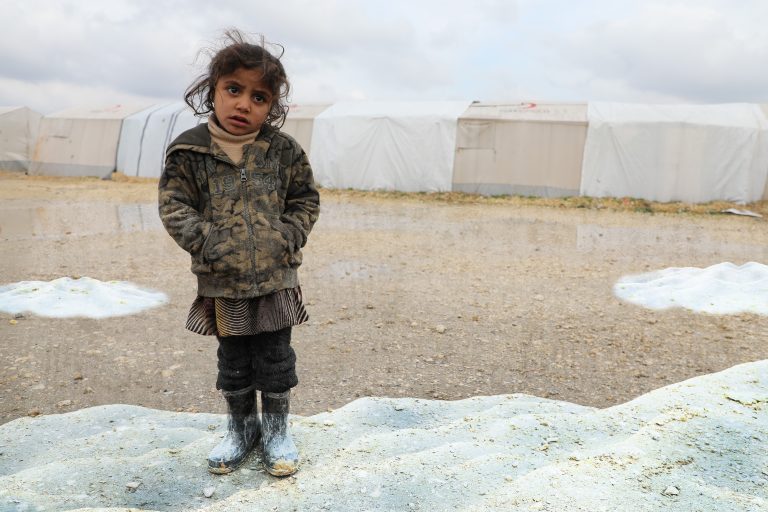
[208,117,259,164]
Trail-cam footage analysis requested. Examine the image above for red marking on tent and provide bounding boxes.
[520,102,537,109]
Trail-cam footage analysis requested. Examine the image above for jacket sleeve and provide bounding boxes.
[280,144,320,251]
[158,150,211,256]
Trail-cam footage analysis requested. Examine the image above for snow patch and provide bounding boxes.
[614,262,768,314]
[1,360,767,511]
[0,277,167,318]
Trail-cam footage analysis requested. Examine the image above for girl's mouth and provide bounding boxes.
[229,116,249,126]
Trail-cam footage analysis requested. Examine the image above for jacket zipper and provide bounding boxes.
[235,166,259,284]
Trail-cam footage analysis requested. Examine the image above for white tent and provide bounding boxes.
[762,104,768,200]
[310,101,472,192]
[31,104,150,178]
[0,107,41,172]
[281,104,330,154]
[581,103,768,204]
[116,103,202,178]
[116,102,328,178]
[452,102,587,197]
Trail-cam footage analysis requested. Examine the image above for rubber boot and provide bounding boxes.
[207,386,260,474]
[260,390,299,476]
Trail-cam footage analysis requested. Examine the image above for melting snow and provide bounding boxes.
[0,277,167,318]
[614,262,768,315]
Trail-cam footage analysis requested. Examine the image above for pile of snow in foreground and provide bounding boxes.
[0,277,167,318]
[1,361,766,511]
[615,262,768,315]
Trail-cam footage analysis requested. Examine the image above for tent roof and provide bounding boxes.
[286,104,331,119]
[459,102,587,123]
[0,106,29,116]
[588,102,768,128]
[317,101,472,119]
[124,102,195,120]
[45,104,152,120]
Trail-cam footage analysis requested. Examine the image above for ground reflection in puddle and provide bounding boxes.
[1,201,765,262]
[0,203,162,240]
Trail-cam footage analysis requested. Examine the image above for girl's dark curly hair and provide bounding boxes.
[185,29,290,128]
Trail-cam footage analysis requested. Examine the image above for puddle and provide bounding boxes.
[317,202,767,259]
[316,202,436,232]
[576,224,767,258]
[1,200,765,262]
[0,203,162,240]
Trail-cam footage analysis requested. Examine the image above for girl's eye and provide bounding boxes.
[226,86,239,94]
[253,94,266,103]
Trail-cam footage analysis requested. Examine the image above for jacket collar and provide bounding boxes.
[166,122,277,162]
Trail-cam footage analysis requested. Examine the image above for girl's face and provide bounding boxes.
[213,67,273,136]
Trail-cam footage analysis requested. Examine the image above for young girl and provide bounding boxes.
[158,30,319,477]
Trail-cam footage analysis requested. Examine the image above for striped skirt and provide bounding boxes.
[185,286,309,336]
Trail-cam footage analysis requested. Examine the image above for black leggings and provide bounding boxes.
[216,327,298,393]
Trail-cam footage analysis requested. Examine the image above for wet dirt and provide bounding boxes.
[1,172,767,424]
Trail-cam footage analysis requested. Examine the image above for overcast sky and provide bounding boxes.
[2,0,767,113]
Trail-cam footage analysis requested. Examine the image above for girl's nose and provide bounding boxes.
[236,99,250,112]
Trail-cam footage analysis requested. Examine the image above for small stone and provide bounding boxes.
[533,294,544,301]
[366,304,375,309]
[662,485,679,496]
[56,400,73,408]
[203,486,215,498]
[394,405,405,411]
[73,372,84,381]
[323,420,335,427]
[435,324,447,334]
[126,481,141,492]
[83,387,94,394]
[27,408,41,417]
[13,313,24,319]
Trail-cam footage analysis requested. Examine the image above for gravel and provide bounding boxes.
[1,173,767,424]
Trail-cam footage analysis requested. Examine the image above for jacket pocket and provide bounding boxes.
[252,218,292,274]
[190,253,211,274]
[272,219,302,268]
[190,225,213,274]
[203,217,251,277]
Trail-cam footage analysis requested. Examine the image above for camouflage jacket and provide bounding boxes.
[158,123,320,298]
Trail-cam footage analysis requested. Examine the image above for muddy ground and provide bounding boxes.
[1,172,767,425]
